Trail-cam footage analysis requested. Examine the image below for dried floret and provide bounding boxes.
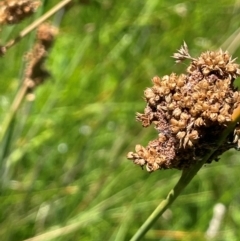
[0,0,40,25]
[24,23,58,91]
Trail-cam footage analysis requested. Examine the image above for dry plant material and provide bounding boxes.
[0,0,41,25]
[24,23,58,91]
[127,43,240,172]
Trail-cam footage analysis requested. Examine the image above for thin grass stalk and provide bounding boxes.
[0,117,16,188]
[4,0,72,50]
[130,118,240,241]
[0,2,65,187]
[0,0,70,146]
[0,84,28,141]
[0,83,28,188]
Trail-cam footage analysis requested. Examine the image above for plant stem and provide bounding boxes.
[0,0,72,143]
[130,121,238,241]
[0,84,28,144]
[4,0,72,50]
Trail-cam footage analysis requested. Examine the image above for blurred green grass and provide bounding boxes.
[1,0,240,240]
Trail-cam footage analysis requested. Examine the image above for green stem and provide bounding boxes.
[0,117,16,189]
[0,0,72,143]
[4,0,72,50]
[0,84,28,145]
[0,0,73,140]
[130,121,237,241]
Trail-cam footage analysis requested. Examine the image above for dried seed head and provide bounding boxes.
[232,92,239,102]
[152,76,161,86]
[171,125,181,133]
[180,112,189,120]
[176,74,186,87]
[217,114,226,123]
[202,102,210,111]
[210,103,220,113]
[178,119,187,128]
[172,108,182,118]
[189,50,240,80]
[144,88,155,99]
[0,0,41,25]
[170,118,179,126]
[136,113,150,127]
[172,42,195,63]
[195,117,205,126]
[24,23,58,91]
[37,23,58,48]
[128,45,240,171]
[188,130,199,140]
[165,94,172,103]
[167,102,176,110]
[173,92,182,101]
[158,133,167,142]
[176,131,186,139]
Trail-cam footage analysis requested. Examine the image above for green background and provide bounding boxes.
[0,0,240,240]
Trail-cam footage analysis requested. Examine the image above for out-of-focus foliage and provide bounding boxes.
[0,0,240,240]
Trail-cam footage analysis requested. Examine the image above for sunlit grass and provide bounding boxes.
[0,0,240,240]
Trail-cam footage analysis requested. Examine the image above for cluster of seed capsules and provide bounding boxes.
[0,0,40,25]
[127,46,240,172]
[24,23,58,91]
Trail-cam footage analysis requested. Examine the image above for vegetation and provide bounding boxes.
[1,0,240,240]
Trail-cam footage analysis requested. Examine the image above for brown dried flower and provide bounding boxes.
[128,43,240,172]
[24,23,58,91]
[172,41,196,63]
[0,0,41,25]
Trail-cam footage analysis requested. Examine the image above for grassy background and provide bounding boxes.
[1,0,240,240]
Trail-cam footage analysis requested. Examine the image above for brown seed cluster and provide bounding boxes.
[0,0,40,25]
[24,23,58,91]
[127,44,240,172]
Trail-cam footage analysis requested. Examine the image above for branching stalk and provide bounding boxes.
[130,118,240,241]
[0,0,70,142]
[4,0,72,50]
